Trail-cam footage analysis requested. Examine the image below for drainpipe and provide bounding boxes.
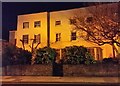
[47,11,50,47]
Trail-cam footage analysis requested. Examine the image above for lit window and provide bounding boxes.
[23,35,29,44]
[96,48,103,60]
[71,32,76,41]
[34,21,41,28]
[34,34,40,43]
[23,22,29,28]
[87,48,95,58]
[56,33,61,42]
[69,19,76,24]
[55,21,61,26]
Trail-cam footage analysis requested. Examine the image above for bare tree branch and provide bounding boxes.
[70,3,120,58]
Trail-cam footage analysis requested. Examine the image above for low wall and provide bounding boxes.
[63,64,119,77]
[2,63,119,77]
[2,64,52,76]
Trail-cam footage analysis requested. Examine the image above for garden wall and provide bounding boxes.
[63,64,119,77]
[2,64,52,76]
[2,63,119,77]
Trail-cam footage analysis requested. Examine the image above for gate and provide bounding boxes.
[52,49,63,76]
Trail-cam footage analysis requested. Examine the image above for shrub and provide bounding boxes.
[15,48,32,65]
[102,58,119,64]
[62,46,95,65]
[2,44,32,66]
[35,47,57,64]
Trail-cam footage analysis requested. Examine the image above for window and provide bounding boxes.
[34,34,40,43]
[55,21,61,26]
[23,35,29,44]
[69,19,76,24]
[23,22,29,28]
[96,48,103,60]
[85,33,90,40]
[88,48,95,59]
[34,21,41,28]
[56,33,61,42]
[71,32,76,41]
[85,17,93,23]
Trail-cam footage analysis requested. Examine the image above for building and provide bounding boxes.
[9,3,120,60]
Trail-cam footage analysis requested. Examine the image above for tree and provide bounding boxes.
[29,39,40,65]
[20,38,40,65]
[70,3,120,58]
[2,43,32,66]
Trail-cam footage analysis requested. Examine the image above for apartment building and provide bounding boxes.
[9,3,120,60]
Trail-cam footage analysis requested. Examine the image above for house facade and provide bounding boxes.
[9,3,120,60]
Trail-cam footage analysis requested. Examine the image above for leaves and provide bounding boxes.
[35,47,57,64]
[63,46,95,65]
[2,44,32,66]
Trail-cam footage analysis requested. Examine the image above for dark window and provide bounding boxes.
[55,21,61,26]
[23,35,29,44]
[69,19,76,24]
[34,34,40,43]
[23,22,29,28]
[86,17,93,23]
[56,33,61,42]
[34,21,41,28]
[71,32,76,41]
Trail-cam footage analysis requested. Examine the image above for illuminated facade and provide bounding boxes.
[9,4,120,60]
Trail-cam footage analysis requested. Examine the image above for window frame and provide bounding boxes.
[56,33,61,42]
[55,21,61,26]
[22,35,29,44]
[34,34,40,43]
[23,22,29,29]
[71,32,76,41]
[69,19,76,25]
[34,21,41,28]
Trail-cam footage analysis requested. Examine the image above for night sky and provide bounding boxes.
[2,2,90,41]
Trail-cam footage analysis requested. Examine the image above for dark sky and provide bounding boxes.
[2,2,90,41]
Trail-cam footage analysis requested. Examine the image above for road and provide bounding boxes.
[1,76,120,86]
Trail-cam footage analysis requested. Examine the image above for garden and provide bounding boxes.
[2,43,120,76]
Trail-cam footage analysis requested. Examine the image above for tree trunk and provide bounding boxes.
[112,44,115,58]
[31,51,36,65]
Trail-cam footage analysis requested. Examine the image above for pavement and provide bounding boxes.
[0,76,120,85]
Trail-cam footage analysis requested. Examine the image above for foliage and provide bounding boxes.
[102,58,119,64]
[16,48,32,65]
[2,44,32,66]
[35,47,57,64]
[62,46,95,65]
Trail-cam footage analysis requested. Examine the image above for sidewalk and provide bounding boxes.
[1,76,120,84]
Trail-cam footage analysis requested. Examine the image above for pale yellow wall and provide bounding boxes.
[50,8,92,47]
[15,12,48,51]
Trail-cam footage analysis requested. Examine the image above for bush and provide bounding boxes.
[2,44,32,66]
[102,58,119,64]
[62,46,95,65]
[15,48,32,65]
[35,47,57,64]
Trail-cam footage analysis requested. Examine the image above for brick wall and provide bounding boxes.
[2,64,52,76]
[2,63,119,77]
[63,64,119,77]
